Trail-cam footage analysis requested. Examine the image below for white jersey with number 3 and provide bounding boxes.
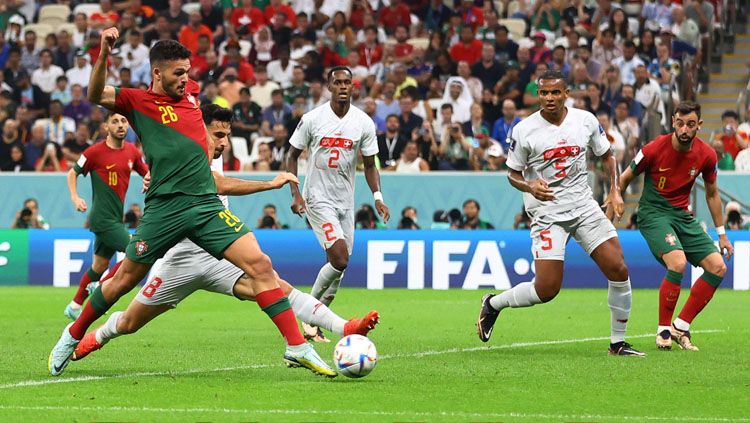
[289,102,378,209]
[506,108,611,216]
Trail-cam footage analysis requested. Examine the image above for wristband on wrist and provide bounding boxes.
[373,191,383,202]
[716,226,726,236]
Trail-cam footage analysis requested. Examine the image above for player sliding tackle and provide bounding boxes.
[477,70,645,356]
[72,104,379,363]
[49,28,335,377]
[286,66,389,342]
[617,101,733,351]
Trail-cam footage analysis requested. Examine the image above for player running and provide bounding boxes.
[64,112,149,321]
[618,101,733,351]
[286,66,389,342]
[49,29,333,378]
[476,70,645,356]
[72,104,379,362]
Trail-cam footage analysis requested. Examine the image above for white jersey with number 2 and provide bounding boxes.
[506,107,611,217]
[289,101,378,209]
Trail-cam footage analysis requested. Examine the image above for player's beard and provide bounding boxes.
[677,131,696,145]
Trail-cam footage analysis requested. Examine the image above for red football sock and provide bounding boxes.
[678,278,718,324]
[658,280,682,326]
[256,288,305,346]
[72,270,94,305]
[69,302,103,340]
[99,260,123,286]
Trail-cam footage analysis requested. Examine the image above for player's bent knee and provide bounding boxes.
[665,257,687,274]
[329,255,348,271]
[609,261,629,281]
[246,254,274,279]
[536,285,560,303]
[708,261,727,278]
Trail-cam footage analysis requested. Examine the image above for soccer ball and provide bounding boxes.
[333,335,377,378]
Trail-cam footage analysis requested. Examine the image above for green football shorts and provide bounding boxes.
[126,194,250,264]
[93,224,130,258]
[638,209,718,267]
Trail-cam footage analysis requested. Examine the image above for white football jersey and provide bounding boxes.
[506,108,611,216]
[289,102,378,209]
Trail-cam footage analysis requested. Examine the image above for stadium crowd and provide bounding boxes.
[1,0,749,228]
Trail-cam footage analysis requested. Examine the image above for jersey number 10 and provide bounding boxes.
[108,171,117,186]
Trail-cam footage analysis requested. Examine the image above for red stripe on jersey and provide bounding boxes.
[542,145,582,160]
[320,137,354,149]
[84,141,148,203]
[115,80,207,155]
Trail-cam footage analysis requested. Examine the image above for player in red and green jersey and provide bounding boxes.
[619,101,734,351]
[49,27,334,378]
[64,112,149,321]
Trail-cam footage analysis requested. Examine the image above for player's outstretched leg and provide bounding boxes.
[590,238,645,357]
[671,253,726,351]
[48,259,148,376]
[223,233,335,377]
[307,240,349,343]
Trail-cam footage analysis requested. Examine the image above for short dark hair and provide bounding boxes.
[271,88,284,97]
[674,101,701,119]
[149,40,191,67]
[463,199,480,210]
[440,103,453,112]
[623,40,636,49]
[239,87,250,95]
[616,99,630,108]
[327,65,352,81]
[386,113,399,122]
[538,69,566,83]
[721,110,739,121]
[200,103,233,125]
[264,203,276,210]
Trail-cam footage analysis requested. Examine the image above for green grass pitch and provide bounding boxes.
[0,287,748,422]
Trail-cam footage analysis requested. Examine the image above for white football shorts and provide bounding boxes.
[305,202,354,254]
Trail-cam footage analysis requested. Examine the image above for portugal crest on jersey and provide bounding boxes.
[187,94,198,108]
[689,166,697,177]
[135,240,149,256]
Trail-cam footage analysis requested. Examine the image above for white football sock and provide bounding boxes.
[489,282,542,310]
[311,262,343,303]
[608,279,632,344]
[68,301,82,309]
[657,325,671,334]
[96,311,123,345]
[320,277,342,306]
[673,317,690,331]
[288,288,346,335]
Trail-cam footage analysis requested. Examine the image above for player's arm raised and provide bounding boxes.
[213,171,299,195]
[362,154,390,223]
[704,179,734,259]
[286,146,306,215]
[66,167,87,212]
[600,149,624,221]
[88,27,119,109]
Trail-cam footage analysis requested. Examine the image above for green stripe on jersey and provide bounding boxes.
[130,109,216,200]
[638,176,689,216]
[89,171,125,232]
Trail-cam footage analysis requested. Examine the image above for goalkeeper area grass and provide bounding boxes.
[0,287,748,422]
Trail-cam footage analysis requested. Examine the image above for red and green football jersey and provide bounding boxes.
[74,141,149,232]
[113,79,215,200]
[630,133,718,214]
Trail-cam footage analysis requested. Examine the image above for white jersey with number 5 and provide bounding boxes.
[289,101,378,209]
[506,108,611,216]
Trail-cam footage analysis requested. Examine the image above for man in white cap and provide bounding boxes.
[66,50,93,89]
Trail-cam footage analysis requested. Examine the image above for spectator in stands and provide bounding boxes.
[284,65,309,103]
[289,32,315,62]
[256,204,287,229]
[198,0,224,41]
[163,0,189,35]
[12,206,38,228]
[1,143,32,172]
[585,82,610,116]
[4,14,24,45]
[494,60,523,110]
[45,100,76,146]
[463,103,490,140]
[619,84,644,120]
[637,29,658,64]
[430,209,451,230]
[119,11,138,37]
[65,50,92,90]
[87,106,107,142]
[634,64,666,139]
[491,99,521,153]
[252,142,272,171]
[345,51,369,82]
[120,30,149,71]
[493,25,518,63]
[31,49,64,94]
[513,207,531,229]
[201,80,229,108]
[649,42,678,90]
[50,75,71,105]
[179,10,213,53]
[476,8,500,42]
[229,0,265,35]
[715,111,749,160]
[91,0,120,30]
[671,6,701,50]
[231,87,262,141]
[144,14,176,47]
[735,144,750,171]
[362,97,385,134]
[574,44,602,84]
[438,122,472,170]
[379,0,411,35]
[424,0,451,32]
[265,0,297,28]
[450,26,483,66]
[378,114,407,169]
[456,60,482,103]
[612,40,644,85]
[52,30,75,72]
[462,199,494,229]
[218,67,245,107]
[269,123,289,171]
[521,61,546,110]
[398,206,420,230]
[0,118,20,163]
[355,204,386,229]
[266,45,295,88]
[357,25,383,71]
[601,65,623,114]
[725,202,749,230]
[62,122,92,165]
[250,65,280,109]
[548,45,570,79]
[375,80,400,122]
[270,11,293,47]
[613,99,640,165]
[592,28,623,64]
[4,46,23,89]
[63,84,92,125]
[35,141,67,172]
[124,203,142,229]
[529,32,551,66]
[395,139,430,173]
[260,89,292,136]
[306,79,326,110]
[398,93,423,139]
[471,43,504,96]
[198,50,222,85]
[21,30,40,72]
[641,0,672,32]
[14,105,32,144]
[712,139,735,171]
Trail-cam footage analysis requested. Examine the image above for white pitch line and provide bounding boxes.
[0,404,747,422]
[0,329,724,390]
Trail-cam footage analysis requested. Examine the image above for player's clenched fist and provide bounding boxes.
[528,179,555,201]
[375,200,390,224]
[100,27,119,55]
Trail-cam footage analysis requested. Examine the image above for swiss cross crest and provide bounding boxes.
[186,94,197,108]
[689,167,697,177]
[665,233,677,246]
[343,139,353,148]
[135,240,149,256]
